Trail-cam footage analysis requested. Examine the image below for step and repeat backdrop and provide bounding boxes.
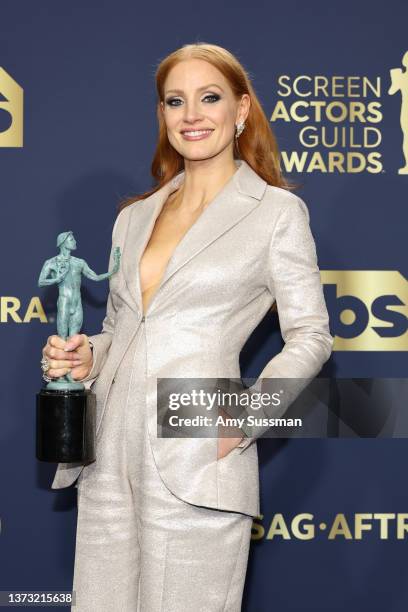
[0,1,407,610]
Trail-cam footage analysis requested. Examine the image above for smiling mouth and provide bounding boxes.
[181,129,214,140]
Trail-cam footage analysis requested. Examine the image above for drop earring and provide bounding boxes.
[235,121,246,138]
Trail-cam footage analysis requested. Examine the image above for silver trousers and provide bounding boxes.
[72,325,253,611]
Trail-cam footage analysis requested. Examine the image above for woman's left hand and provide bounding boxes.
[217,436,245,459]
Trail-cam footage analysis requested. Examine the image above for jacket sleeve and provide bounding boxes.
[77,209,126,389]
[237,194,334,452]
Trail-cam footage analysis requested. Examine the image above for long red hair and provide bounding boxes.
[118,42,297,214]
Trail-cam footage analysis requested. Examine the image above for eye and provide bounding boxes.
[165,97,182,107]
[202,93,220,103]
[164,93,221,107]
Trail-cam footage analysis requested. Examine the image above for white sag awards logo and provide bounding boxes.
[271,56,408,174]
[0,67,23,147]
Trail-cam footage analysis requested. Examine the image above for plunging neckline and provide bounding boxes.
[139,196,185,316]
[138,190,207,317]
[137,162,240,318]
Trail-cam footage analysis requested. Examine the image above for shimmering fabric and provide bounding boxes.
[72,323,253,611]
[51,158,333,519]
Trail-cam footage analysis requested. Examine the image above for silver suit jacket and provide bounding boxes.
[51,158,334,518]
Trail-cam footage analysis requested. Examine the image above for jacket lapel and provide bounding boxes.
[122,158,268,315]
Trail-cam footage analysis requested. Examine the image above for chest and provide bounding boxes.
[54,257,79,278]
[139,203,204,294]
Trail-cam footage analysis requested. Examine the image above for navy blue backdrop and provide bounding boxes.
[0,1,407,610]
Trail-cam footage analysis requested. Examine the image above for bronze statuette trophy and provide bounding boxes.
[36,230,120,462]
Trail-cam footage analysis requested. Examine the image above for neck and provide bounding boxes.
[174,151,238,212]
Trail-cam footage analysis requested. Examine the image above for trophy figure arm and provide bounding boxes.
[82,247,121,282]
[81,262,110,281]
[38,260,63,286]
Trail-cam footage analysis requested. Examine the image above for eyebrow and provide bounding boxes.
[164,83,224,95]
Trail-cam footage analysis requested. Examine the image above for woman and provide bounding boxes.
[42,43,333,611]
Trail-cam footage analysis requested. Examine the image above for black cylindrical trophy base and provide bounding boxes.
[36,388,96,462]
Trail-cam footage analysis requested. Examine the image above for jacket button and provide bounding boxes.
[141,315,145,322]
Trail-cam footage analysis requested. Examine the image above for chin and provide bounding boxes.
[180,149,220,162]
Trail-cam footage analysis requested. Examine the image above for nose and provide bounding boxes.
[182,99,204,124]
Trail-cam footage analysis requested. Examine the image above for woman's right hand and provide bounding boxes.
[42,333,94,381]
